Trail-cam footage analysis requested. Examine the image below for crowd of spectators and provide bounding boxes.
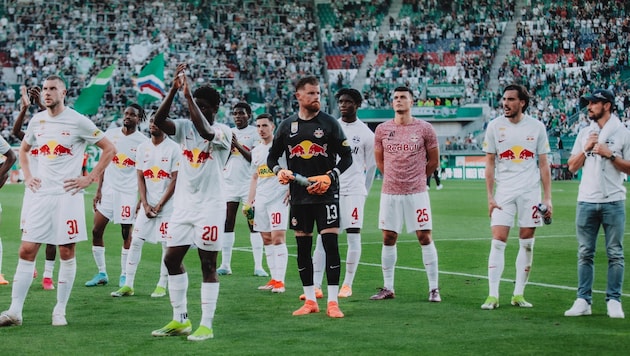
[355,0,511,108]
[1,0,630,149]
[0,0,323,141]
[494,0,630,137]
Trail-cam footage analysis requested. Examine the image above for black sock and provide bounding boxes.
[295,235,313,285]
[321,233,340,286]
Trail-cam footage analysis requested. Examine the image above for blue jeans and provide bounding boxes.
[575,201,625,303]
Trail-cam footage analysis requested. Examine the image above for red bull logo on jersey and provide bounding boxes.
[288,140,328,159]
[498,146,535,163]
[143,166,171,182]
[38,141,73,158]
[112,153,136,168]
[182,148,212,168]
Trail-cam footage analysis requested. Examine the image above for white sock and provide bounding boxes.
[125,238,144,288]
[328,285,339,303]
[382,245,397,291]
[220,232,235,270]
[53,258,76,316]
[92,246,106,274]
[168,273,189,323]
[514,238,535,296]
[342,233,361,287]
[264,244,276,280]
[312,234,325,289]
[157,244,168,288]
[0,237,3,274]
[488,239,506,298]
[9,259,35,317]
[421,241,439,290]
[120,248,129,277]
[250,232,264,271]
[200,282,219,329]
[303,285,316,301]
[275,243,288,283]
[43,259,55,279]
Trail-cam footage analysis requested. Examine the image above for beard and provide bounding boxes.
[304,101,320,112]
[588,110,603,121]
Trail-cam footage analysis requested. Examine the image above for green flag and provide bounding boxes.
[136,54,165,106]
[73,63,117,115]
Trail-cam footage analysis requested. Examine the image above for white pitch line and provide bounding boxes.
[232,246,630,298]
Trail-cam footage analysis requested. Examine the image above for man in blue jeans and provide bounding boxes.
[565,89,630,318]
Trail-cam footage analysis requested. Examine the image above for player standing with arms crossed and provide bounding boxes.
[371,86,441,302]
[481,84,552,310]
[247,114,289,293]
[267,75,353,318]
[0,75,115,327]
[111,116,179,298]
[86,104,148,288]
[151,64,231,341]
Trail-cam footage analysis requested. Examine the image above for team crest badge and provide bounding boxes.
[291,122,298,134]
[314,128,324,138]
[291,217,298,226]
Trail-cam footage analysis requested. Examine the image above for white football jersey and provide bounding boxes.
[102,127,149,193]
[136,137,180,214]
[338,118,376,196]
[251,141,288,205]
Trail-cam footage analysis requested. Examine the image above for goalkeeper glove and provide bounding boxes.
[306,170,338,195]
[242,203,255,226]
[276,169,294,185]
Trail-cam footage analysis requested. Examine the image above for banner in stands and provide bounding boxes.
[426,85,466,98]
[411,107,458,118]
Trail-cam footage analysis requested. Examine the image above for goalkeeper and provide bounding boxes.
[266,76,352,319]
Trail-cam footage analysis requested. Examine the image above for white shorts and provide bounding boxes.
[22,193,88,245]
[253,198,288,232]
[491,187,543,228]
[379,192,432,234]
[339,194,366,231]
[20,188,34,230]
[96,187,138,224]
[224,182,249,203]
[166,206,225,251]
[132,205,172,244]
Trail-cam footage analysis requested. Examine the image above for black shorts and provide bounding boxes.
[289,202,340,233]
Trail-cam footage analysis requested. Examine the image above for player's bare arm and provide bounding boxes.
[232,134,252,162]
[485,152,500,216]
[374,146,384,175]
[0,143,16,190]
[19,140,39,192]
[425,146,439,178]
[65,137,116,195]
[137,168,154,217]
[538,153,553,217]
[155,170,177,214]
[153,64,187,136]
[182,74,216,141]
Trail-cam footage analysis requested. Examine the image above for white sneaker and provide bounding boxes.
[436,184,444,190]
[428,288,441,302]
[0,310,22,327]
[607,299,625,318]
[52,313,67,326]
[564,298,591,316]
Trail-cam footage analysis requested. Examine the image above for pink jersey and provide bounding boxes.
[374,119,438,195]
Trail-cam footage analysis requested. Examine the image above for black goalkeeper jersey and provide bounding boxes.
[267,111,352,205]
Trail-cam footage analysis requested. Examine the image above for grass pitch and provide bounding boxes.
[0,179,629,355]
